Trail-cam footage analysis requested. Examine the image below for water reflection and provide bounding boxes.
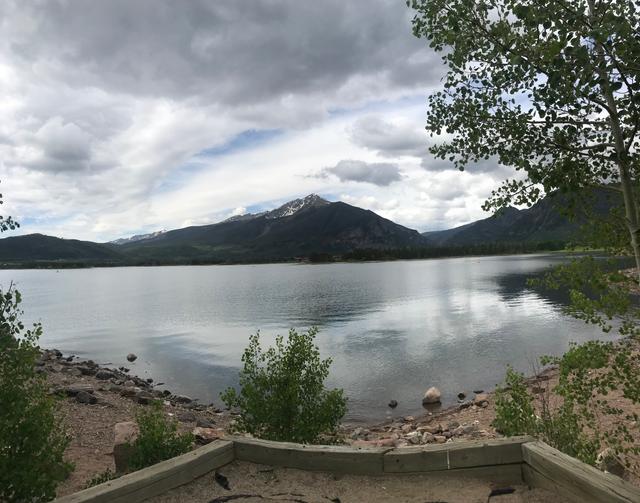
[0,254,612,422]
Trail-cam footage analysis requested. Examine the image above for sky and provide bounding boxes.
[0,0,514,242]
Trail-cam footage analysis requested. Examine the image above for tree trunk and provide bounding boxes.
[588,0,640,283]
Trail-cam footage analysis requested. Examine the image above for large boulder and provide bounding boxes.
[126,353,137,362]
[422,387,441,405]
[113,422,139,473]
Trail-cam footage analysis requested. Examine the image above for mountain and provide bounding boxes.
[119,194,425,261]
[422,189,618,246]
[110,229,166,245]
[0,195,425,265]
[0,234,122,263]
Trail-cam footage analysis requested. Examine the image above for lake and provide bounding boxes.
[0,254,609,423]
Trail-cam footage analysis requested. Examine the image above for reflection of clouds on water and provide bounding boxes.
[0,254,610,422]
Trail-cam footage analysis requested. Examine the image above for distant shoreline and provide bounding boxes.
[0,245,576,270]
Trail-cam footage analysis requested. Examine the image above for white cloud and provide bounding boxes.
[0,1,515,241]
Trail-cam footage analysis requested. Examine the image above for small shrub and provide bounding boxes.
[0,288,72,502]
[84,469,118,488]
[128,401,193,471]
[493,367,537,437]
[221,327,347,443]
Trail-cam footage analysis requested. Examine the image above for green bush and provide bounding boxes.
[0,288,72,502]
[493,362,601,465]
[128,401,193,471]
[84,469,118,489]
[221,327,347,443]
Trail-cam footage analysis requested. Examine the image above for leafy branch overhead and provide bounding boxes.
[409,0,640,273]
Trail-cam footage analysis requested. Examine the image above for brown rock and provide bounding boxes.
[474,393,489,406]
[192,427,221,445]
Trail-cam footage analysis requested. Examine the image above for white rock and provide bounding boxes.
[422,387,442,405]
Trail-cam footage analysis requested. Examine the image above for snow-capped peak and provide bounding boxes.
[110,229,166,245]
[265,194,329,219]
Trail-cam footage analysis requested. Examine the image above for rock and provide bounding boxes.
[120,386,142,398]
[95,369,116,380]
[474,393,489,407]
[135,392,155,405]
[351,439,378,448]
[402,416,415,423]
[388,399,398,408]
[457,400,473,410]
[174,395,193,404]
[406,431,422,444]
[60,384,94,396]
[196,417,216,428]
[146,378,153,384]
[473,389,484,394]
[376,438,396,447]
[64,367,82,377]
[126,353,137,362]
[457,392,466,400]
[447,421,460,430]
[350,427,368,440]
[433,435,447,444]
[124,380,136,387]
[401,424,413,434]
[76,391,98,404]
[442,431,452,439]
[114,422,139,473]
[422,387,441,405]
[596,448,626,477]
[419,423,442,435]
[192,427,221,445]
[177,411,197,423]
[162,389,172,397]
[77,366,96,376]
[66,355,74,362]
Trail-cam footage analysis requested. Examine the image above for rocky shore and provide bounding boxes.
[40,341,638,497]
[39,349,232,496]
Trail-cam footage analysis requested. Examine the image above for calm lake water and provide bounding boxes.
[0,255,609,422]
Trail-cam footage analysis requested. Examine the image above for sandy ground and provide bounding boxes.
[148,460,560,503]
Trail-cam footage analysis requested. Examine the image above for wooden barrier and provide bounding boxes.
[522,441,640,503]
[51,437,640,503]
[53,440,234,503]
[233,437,392,474]
[383,436,531,473]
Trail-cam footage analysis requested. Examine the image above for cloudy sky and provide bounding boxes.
[0,0,511,242]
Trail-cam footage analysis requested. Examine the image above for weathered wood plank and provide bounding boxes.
[233,437,391,474]
[384,436,531,473]
[53,440,234,503]
[522,441,640,503]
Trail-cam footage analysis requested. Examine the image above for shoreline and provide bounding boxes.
[41,337,639,497]
[39,346,556,497]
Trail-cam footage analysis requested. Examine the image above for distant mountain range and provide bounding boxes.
[422,189,615,246]
[0,190,619,267]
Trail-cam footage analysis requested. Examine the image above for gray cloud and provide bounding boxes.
[319,160,403,186]
[350,116,429,157]
[1,1,441,107]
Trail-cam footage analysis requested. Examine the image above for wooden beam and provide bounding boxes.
[53,440,234,503]
[384,436,531,473]
[233,437,392,474]
[522,441,640,503]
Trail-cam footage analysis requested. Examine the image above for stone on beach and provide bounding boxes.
[474,393,489,407]
[422,386,441,405]
[76,390,98,404]
[126,353,138,362]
